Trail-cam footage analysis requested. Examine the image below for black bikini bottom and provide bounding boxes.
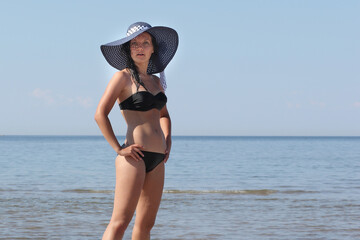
[142,151,165,172]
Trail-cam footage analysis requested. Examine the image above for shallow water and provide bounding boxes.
[1,136,360,239]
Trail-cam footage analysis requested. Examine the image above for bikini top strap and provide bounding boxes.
[135,81,148,92]
[132,75,149,92]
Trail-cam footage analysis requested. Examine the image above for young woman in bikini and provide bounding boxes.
[95,22,178,240]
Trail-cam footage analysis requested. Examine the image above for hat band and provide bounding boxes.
[126,25,150,36]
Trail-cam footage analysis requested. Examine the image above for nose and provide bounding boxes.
[137,44,144,49]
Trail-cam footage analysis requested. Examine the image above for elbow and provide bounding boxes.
[94,112,100,124]
[161,114,171,121]
[94,110,105,124]
[160,110,170,120]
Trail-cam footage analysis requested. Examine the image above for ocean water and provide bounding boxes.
[1,136,360,240]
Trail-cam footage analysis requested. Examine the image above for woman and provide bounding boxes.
[95,22,178,240]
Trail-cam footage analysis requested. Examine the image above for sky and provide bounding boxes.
[1,0,359,136]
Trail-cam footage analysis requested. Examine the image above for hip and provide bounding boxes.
[124,128,166,153]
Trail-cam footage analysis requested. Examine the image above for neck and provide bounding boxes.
[134,62,149,75]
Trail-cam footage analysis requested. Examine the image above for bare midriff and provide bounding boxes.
[121,109,166,153]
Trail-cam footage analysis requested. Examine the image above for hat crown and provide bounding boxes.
[126,22,151,37]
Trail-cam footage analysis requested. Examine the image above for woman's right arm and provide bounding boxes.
[94,71,125,155]
[94,71,144,160]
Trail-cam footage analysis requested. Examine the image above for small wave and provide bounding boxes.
[58,189,318,195]
[62,189,113,194]
[0,188,17,192]
[282,190,319,194]
[62,189,278,195]
[163,189,278,195]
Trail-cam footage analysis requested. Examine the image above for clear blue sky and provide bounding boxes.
[1,0,359,136]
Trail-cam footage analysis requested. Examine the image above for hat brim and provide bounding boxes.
[100,26,178,74]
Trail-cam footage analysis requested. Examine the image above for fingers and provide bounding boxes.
[163,149,170,163]
[131,147,144,161]
[121,144,170,163]
[132,144,145,154]
[164,154,169,163]
[121,144,144,161]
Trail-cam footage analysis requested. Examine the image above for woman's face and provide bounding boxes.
[129,32,154,64]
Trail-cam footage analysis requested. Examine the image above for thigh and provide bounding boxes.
[110,155,146,222]
[135,162,165,225]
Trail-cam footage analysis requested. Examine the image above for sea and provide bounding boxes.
[1,135,360,240]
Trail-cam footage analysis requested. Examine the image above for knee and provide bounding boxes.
[134,219,155,234]
[109,219,130,236]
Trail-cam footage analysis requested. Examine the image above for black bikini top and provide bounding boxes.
[119,91,167,111]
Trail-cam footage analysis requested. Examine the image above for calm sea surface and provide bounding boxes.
[1,136,360,239]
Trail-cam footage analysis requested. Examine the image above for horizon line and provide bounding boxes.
[1,134,360,138]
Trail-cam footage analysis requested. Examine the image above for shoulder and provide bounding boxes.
[108,70,132,91]
[111,69,131,85]
[152,75,160,83]
[103,69,132,98]
[152,75,164,91]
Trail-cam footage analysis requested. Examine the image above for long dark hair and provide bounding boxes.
[124,34,158,91]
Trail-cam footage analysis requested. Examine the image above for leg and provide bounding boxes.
[102,155,146,240]
[132,162,165,240]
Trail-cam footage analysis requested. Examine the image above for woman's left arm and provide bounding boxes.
[160,105,172,163]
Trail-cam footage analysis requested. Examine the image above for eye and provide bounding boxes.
[130,42,138,48]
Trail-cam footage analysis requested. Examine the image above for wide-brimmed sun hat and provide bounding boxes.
[100,22,179,75]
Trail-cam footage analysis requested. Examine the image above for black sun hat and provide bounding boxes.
[100,22,179,75]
